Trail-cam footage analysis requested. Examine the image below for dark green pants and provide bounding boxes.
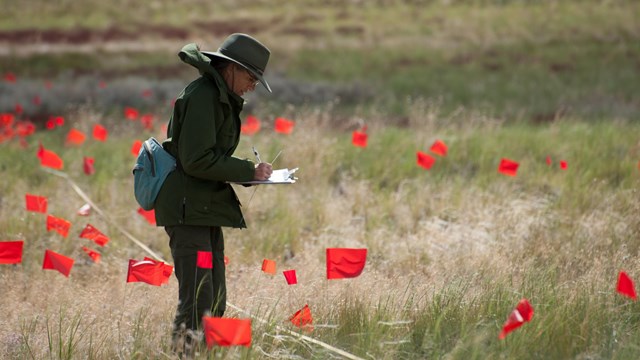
[165,225,226,333]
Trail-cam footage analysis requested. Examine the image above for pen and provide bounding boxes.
[252,146,262,163]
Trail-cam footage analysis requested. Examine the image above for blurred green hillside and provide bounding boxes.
[1,0,638,121]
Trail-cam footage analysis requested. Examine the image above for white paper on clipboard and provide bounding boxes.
[232,168,298,185]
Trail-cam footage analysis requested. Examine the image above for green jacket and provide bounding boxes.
[154,43,255,228]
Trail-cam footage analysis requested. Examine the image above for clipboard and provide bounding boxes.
[231,168,298,185]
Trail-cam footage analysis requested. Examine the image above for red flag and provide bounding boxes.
[617,271,637,300]
[45,118,55,130]
[37,145,64,170]
[92,124,108,142]
[46,116,63,128]
[430,139,448,157]
[274,117,295,134]
[283,269,297,285]
[202,317,251,348]
[46,215,71,237]
[546,156,552,166]
[161,262,173,284]
[416,151,435,170]
[0,113,14,127]
[498,158,519,177]
[16,120,35,137]
[559,160,568,170]
[352,131,368,148]
[1,122,15,135]
[65,128,86,146]
[77,203,91,216]
[79,224,110,246]
[0,241,23,264]
[137,208,156,225]
[197,251,213,269]
[82,246,101,263]
[241,115,261,135]
[261,259,276,275]
[499,299,534,339]
[124,107,139,120]
[326,248,367,279]
[126,259,164,286]
[4,72,16,83]
[290,304,313,328]
[140,114,154,130]
[143,257,173,284]
[54,116,64,127]
[131,140,143,156]
[25,193,48,213]
[42,249,74,277]
[82,156,95,175]
[163,264,173,284]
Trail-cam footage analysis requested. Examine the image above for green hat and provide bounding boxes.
[203,33,272,93]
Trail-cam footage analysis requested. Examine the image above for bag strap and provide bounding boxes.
[164,118,183,173]
[142,140,156,176]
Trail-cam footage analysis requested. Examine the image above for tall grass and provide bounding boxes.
[2,103,639,358]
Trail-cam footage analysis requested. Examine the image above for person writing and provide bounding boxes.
[153,33,273,353]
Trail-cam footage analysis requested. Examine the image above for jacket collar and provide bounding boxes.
[179,43,243,107]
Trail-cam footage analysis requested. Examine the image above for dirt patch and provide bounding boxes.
[194,19,268,38]
[292,12,324,23]
[0,20,271,55]
[482,62,502,71]
[0,25,191,45]
[395,56,430,68]
[335,25,365,36]
[449,53,475,66]
[277,25,323,38]
[548,62,574,73]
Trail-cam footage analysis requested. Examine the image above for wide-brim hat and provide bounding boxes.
[202,33,272,93]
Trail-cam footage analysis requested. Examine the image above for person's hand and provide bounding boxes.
[254,162,272,181]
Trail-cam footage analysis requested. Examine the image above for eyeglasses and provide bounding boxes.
[245,69,259,87]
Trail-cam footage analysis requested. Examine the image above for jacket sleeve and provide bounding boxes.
[177,84,255,182]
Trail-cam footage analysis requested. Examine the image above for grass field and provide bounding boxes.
[1,1,640,359]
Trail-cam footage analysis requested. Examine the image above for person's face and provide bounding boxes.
[230,64,259,97]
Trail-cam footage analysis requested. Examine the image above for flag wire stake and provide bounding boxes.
[226,302,365,360]
[42,167,166,262]
[43,167,365,360]
[244,149,283,212]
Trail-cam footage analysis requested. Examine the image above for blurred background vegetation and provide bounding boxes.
[1,0,638,123]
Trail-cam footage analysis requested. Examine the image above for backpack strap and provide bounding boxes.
[163,118,183,173]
